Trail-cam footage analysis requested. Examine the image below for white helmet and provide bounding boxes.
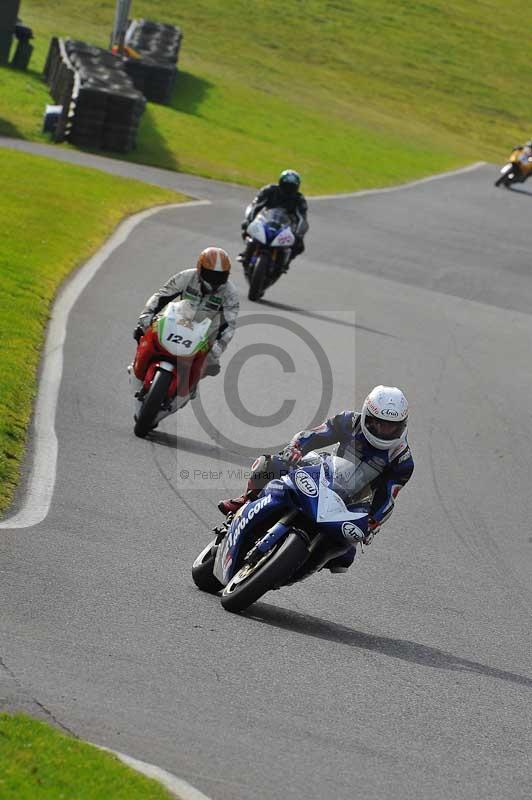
[361,386,408,450]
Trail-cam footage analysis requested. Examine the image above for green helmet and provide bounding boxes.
[279,169,301,194]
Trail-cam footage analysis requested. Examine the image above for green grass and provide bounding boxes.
[0,713,176,799]
[0,147,184,515]
[1,1,531,192]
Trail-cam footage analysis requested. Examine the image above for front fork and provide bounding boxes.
[128,360,179,421]
[244,510,302,568]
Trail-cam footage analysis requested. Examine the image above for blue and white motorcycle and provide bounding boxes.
[241,206,296,301]
[191,452,369,613]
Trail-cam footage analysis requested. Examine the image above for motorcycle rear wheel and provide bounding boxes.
[248,253,269,302]
[134,369,173,438]
[220,532,308,613]
[192,540,222,594]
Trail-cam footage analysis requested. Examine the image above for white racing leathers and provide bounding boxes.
[138,268,240,369]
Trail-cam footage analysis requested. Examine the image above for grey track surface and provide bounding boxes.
[1,139,531,800]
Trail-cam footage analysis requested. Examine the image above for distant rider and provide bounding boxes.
[239,169,309,269]
[133,247,239,392]
[218,386,414,573]
[513,140,532,167]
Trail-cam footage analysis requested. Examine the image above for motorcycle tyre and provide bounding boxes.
[134,369,173,438]
[192,540,222,594]
[495,175,514,188]
[220,531,308,613]
[248,253,269,302]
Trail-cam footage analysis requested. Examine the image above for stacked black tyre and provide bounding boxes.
[124,19,182,104]
[65,40,145,152]
[43,37,145,152]
[43,37,77,142]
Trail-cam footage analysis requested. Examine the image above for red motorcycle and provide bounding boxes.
[130,299,212,437]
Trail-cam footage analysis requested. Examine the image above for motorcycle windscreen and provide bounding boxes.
[316,457,369,523]
[258,207,292,227]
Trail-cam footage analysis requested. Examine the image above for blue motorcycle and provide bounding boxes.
[191,452,369,613]
[242,207,296,301]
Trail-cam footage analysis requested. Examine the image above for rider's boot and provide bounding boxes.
[218,454,280,516]
[218,482,258,516]
[218,492,253,516]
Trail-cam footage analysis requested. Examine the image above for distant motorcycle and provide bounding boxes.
[241,207,296,301]
[191,451,368,612]
[130,299,211,437]
[495,147,532,187]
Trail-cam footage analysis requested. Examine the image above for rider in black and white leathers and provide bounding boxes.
[240,169,309,264]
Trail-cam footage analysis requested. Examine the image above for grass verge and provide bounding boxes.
[0,146,185,516]
[0,713,176,799]
[0,1,530,191]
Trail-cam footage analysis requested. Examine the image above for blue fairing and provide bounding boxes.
[215,482,294,585]
[264,223,283,243]
[215,454,369,585]
[284,463,321,518]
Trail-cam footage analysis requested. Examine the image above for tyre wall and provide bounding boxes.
[124,18,183,105]
[44,37,145,152]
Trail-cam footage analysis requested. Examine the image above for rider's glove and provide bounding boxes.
[282,443,302,466]
[210,341,223,361]
[137,312,152,329]
[133,325,144,343]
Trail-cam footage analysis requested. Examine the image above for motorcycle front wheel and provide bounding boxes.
[220,532,308,613]
[495,163,516,187]
[248,253,270,301]
[134,369,173,438]
[495,175,513,188]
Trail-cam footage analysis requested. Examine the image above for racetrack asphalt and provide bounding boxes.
[0,138,531,800]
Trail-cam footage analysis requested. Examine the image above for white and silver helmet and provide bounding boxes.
[361,386,408,450]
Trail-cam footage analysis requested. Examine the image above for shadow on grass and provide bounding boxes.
[0,61,42,81]
[122,72,213,170]
[0,117,24,139]
[169,70,214,115]
[133,105,181,170]
[72,105,182,172]
[245,604,532,689]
